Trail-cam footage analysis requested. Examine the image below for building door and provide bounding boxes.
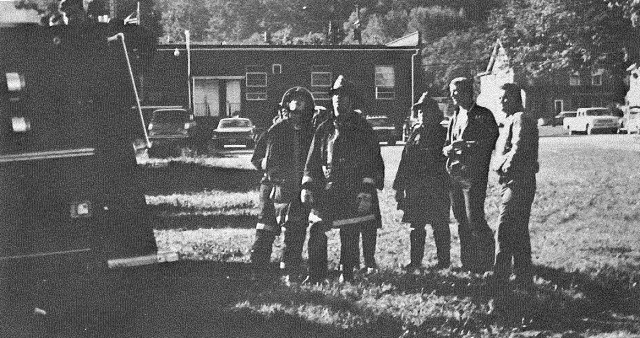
[193,78,219,117]
[225,80,241,116]
[554,99,563,114]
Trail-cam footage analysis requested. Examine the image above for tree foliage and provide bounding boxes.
[12,0,637,88]
[485,0,631,82]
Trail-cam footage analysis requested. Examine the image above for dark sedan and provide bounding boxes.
[147,108,203,157]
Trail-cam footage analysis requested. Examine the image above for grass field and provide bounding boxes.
[142,134,640,337]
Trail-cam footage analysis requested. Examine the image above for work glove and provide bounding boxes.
[356,192,373,214]
[394,190,405,210]
[300,188,314,205]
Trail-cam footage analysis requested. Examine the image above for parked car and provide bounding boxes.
[147,108,203,157]
[609,106,626,133]
[626,106,640,134]
[552,111,577,126]
[211,117,256,148]
[366,115,399,145]
[563,107,620,135]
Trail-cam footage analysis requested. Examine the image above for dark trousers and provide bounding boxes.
[450,177,495,272]
[409,220,450,265]
[339,224,377,270]
[340,226,361,270]
[494,175,536,281]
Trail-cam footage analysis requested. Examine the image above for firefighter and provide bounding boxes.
[393,92,451,271]
[49,0,89,26]
[442,77,499,273]
[249,87,316,284]
[301,75,384,283]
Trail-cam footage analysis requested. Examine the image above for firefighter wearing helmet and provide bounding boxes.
[301,75,384,283]
[249,87,316,284]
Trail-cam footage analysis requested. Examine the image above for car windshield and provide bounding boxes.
[367,117,390,127]
[152,110,188,123]
[584,109,612,116]
[219,119,252,128]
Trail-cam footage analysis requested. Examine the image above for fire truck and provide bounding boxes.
[0,15,176,333]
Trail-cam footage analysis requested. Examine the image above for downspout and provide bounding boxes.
[411,31,422,108]
[186,30,192,112]
[411,48,419,108]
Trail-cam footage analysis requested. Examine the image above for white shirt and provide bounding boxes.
[452,104,474,141]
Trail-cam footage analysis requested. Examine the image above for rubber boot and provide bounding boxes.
[404,227,425,270]
[362,227,378,271]
[432,222,451,269]
[306,223,328,284]
[250,229,276,280]
[282,224,306,281]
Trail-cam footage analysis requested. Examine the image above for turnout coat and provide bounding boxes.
[302,112,384,229]
[251,118,314,230]
[393,122,450,224]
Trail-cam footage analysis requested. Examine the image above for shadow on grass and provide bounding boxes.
[362,264,640,334]
[116,261,407,338]
[138,162,262,195]
[23,260,636,337]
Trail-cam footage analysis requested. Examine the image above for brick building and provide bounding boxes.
[141,33,422,129]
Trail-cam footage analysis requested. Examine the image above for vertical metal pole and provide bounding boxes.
[109,0,116,18]
[108,33,150,148]
[136,1,141,25]
[186,30,192,112]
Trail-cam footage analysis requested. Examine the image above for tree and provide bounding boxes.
[407,5,470,43]
[422,26,494,92]
[485,0,631,83]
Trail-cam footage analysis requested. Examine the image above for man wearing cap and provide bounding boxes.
[492,83,539,288]
[301,75,384,283]
[393,92,451,271]
[249,87,316,284]
[443,77,499,273]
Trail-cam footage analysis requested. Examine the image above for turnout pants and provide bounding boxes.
[250,183,278,269]
[250,183,309,274]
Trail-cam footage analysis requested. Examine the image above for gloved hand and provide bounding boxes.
[356,192,373,214]
[394,190,405,210]
[300,188,314,205]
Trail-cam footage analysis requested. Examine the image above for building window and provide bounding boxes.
[591,74,602,86]
[272,64,282,74]
[311,65,332,101]
[375,65,395,100]
[591,69,603,86]
[245,67,267,101]
[569,72,581,86]
[554,100,563,114]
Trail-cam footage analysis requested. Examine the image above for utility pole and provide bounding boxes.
[354,4,362,44]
